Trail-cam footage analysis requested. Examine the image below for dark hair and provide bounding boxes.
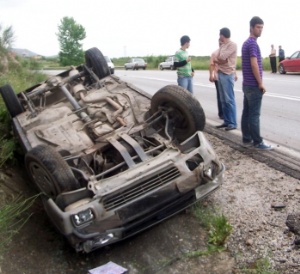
[220,28,230,38]
[180,35,190,46]
[250,16,264,27]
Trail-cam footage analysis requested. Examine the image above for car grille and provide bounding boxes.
[102,166,181,211]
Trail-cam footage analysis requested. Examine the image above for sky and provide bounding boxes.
[1,0,300,59]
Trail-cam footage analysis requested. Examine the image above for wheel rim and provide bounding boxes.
[28,161,58,197]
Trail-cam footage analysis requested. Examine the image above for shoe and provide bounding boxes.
[254,142,273,150]
[225,126,236,131]
[242,141,253,147]
[216,124,227,128]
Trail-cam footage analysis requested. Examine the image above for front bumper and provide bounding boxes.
[44,162,224,252]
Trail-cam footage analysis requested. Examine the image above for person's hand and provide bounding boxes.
[209,76,214,82]
[234,75,238,81]
[259,84,266,94]
[187,57,192,62]
[191,71,195,77]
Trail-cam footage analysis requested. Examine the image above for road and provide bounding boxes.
[115,69,300,153]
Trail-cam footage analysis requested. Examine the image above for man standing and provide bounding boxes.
[269,44,277,73]
[278,45,285,62]
[174,35,194,93]
[209,39,223,119]
[215,28,238,131]
[241,16,272,150]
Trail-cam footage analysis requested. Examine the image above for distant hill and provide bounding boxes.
[10,48,42,58]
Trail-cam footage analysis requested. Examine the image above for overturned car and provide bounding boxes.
[0,48,224,253]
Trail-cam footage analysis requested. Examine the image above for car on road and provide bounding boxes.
[104,56,114,74]
[0,47,224,253]
[279,50,300,74]
[159,56,175,70]
[124,58,147,70]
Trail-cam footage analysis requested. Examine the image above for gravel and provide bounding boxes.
[207,133,300,274]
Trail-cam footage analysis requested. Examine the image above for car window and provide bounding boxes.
[290,51,300,59]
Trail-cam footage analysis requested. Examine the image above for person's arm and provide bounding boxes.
[174,60,187,68]
[250,56,265,93]
[209,54,215,82]
[217,42,236,62]
[174,56,192,68]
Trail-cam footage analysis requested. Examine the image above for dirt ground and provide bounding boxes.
[0,125,299,274]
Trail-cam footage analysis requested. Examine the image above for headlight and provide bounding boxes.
[204,166,213,179]
[72,208,94,226]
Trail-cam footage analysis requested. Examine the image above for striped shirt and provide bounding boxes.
[242,37,263,87]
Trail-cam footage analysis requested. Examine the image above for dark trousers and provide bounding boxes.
[270,56,277,73]
[214,80,223,118]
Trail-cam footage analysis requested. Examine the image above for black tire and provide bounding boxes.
[25,145,80,198]
[0,84,24,117]
[85,47,110,79]
[150,85,206,142]
[170,65,174,70]
[160,65,163,70]
[279,64,286,74]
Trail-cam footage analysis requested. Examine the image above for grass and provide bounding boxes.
[0,194,39,254]
[192,203,232,247]
[240,257,279,274]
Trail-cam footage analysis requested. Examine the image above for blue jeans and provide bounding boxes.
[241,86,263,145]
[214,80,223,118]
[177,76,193,93]
[217,72,237,127]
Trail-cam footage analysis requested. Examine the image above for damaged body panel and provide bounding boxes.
[0,47,224,252]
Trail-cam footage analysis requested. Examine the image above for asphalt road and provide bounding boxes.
[115,69,300,154]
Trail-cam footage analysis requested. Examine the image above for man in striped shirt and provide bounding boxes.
[241,16,272,150]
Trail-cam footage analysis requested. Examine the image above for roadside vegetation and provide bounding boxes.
[0,24,46,259]
[0,195,39,254]
[188,203,233,256]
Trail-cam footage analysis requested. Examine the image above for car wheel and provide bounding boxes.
[85,47,110,79]
[170,65,174,70]
[150,85,206,142]
[111,68,115,74]
[0,84,24,118]
[279,64,286,74]
[25,145,80,198]
[160,65,163,70]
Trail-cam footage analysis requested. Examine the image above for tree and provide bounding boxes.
[56,17,86,66]
[0,24,15,50]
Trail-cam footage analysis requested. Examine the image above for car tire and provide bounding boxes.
[279,64,286,74]
[150,85,206,142]
[0,84,24,118]
[170,65,174,70]
[159,65,163,70]
[85,47,110,79]
[25,144,80,198]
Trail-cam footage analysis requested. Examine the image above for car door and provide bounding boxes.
[285,51,300,72]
